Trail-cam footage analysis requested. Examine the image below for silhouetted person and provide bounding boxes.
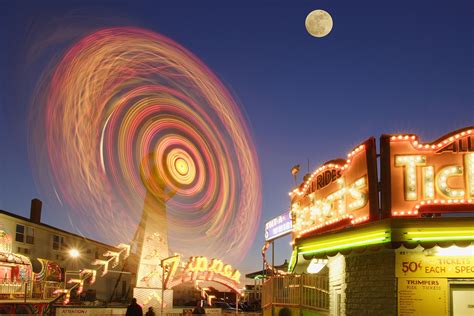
[192,301,206,315]
[126,298,143,316]
[279,307,291,316]
[145,306,155,316]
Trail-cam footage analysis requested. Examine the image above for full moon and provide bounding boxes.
[305,9,333,38]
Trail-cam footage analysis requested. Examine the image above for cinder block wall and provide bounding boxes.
[328,254,346,316]
[345,250,397,316]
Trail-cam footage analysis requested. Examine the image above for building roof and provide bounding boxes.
[296,217,474,260]
[0,209,119,250]
[245,260,288,279]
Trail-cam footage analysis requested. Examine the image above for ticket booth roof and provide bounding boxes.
[295,217,474,260]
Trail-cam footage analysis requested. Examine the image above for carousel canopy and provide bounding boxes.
[0,251,31,266]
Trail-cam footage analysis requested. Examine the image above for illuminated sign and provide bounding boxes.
[0,226,12,253]
[161,256,241,294]
[398,278,448,316]
[380,127,474,217]
[290,138,379,238]
[265,212,293,241]
[396,250,474,278]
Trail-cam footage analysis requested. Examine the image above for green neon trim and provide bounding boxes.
[411,236,474,241]
[299,236,389,255]
[406,230,474,235]
[299,231,388,250]
[288,249,297,272]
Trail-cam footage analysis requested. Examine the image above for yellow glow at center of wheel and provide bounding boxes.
[167,148,196,185]
[175,158,189,176]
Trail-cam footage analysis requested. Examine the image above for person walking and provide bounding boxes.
[192,301,206,315]
[126,298,143,316]
[145,307,156,316]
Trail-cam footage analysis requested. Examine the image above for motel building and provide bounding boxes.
[0,199,133,314]
[262,127,474,316]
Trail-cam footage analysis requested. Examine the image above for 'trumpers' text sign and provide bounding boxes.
[398,278,447,316]
[396,251,474,278]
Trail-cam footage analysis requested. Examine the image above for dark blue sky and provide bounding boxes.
[0,0,472,273]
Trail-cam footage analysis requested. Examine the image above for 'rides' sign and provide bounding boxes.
[290,138,379,238]
[381,127,474,217]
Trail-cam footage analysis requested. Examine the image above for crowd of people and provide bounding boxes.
[125,298,157,316]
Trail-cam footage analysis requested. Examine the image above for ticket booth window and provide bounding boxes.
[450,283,474,316]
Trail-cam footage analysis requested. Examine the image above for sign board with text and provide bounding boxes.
[265,211,293,241]
[396,250,474,278]
[290,138,378,238]
[397,278,447,316]
[56,308,125,315]
[381,126,474,217]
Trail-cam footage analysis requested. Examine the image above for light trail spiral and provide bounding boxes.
[29,27,261,263]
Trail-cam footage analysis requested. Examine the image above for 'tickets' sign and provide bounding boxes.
[381,127,474,217]
[396,250,474,278]
[290,138,378,238]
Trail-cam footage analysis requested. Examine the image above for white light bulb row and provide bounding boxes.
[423,166,435,199]
[393,198,474,216]
[395,155,426,201]
[466,154,474,198]
[392,210,419,216]
[296,214,354,238]
[390,129,472,150]
[289,144,366,196]
[348,177,367,210]
[350,215,369,225]
[437,165,464,198]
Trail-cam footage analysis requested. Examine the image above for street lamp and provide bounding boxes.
[69,248,80,258]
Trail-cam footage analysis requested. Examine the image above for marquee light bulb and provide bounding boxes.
[436,165,464,198]
[422,166,435,200]
[395,155,426,201]
[466,153,474,198]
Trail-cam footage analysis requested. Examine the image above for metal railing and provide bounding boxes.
[262,274,328,312]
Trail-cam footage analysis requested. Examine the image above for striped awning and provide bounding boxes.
[295,217,474,261]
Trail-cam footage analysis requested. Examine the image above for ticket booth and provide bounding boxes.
[287,127,474,316]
